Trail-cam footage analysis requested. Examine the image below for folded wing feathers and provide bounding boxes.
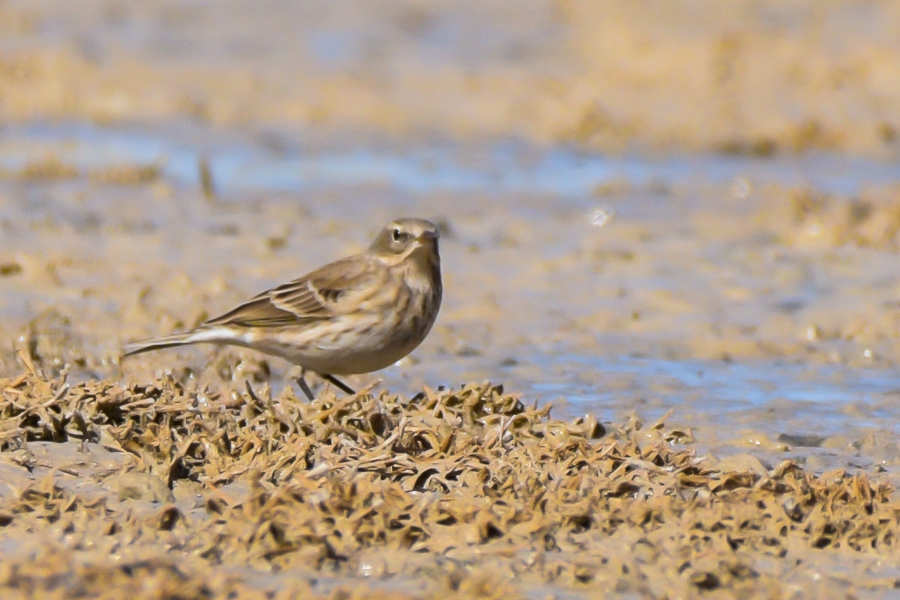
[198,254,380,329]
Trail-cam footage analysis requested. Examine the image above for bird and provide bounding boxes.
[122,218,442,400]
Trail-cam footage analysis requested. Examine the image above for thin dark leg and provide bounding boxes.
[296,370,315,401]
[322,374,355,395]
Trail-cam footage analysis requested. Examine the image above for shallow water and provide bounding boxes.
[3,121,899,198]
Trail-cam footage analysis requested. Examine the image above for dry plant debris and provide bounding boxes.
[0,357,899,600]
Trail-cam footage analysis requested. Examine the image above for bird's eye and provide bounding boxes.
[392,228,402,242]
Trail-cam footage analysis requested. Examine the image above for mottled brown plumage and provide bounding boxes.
[123,218,442,399]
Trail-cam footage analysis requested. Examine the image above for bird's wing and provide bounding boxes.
[204,255,378,328]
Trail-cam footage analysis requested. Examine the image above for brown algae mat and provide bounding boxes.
[1,354,899,599]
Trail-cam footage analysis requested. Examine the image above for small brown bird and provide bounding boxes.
[123,218,442,400]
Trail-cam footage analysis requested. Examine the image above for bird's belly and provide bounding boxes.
[244,317,431,375]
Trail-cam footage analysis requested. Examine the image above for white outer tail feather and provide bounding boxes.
[122,327,242,356]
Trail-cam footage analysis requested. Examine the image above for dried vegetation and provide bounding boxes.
[0,351,898,599]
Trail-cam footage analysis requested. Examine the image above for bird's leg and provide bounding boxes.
[296,368,315,401]
[322,374,356,395]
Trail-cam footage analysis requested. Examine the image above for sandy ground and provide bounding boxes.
[2,1,900,598]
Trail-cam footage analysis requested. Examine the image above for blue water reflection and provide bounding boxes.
[2,122,897,198]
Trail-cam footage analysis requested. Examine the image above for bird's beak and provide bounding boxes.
[416,230,439,243]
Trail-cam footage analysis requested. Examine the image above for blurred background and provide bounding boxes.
[2,0,900,154]
[2,0,900,469]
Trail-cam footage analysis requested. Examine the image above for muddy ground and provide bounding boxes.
[2,0,900,598]
[2,361,899,600]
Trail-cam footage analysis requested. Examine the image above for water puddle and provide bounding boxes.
[527,356,900,435]
[2,122,898,200]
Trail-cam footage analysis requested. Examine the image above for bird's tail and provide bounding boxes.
[121,331,201,357]
[122,324,246,357]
